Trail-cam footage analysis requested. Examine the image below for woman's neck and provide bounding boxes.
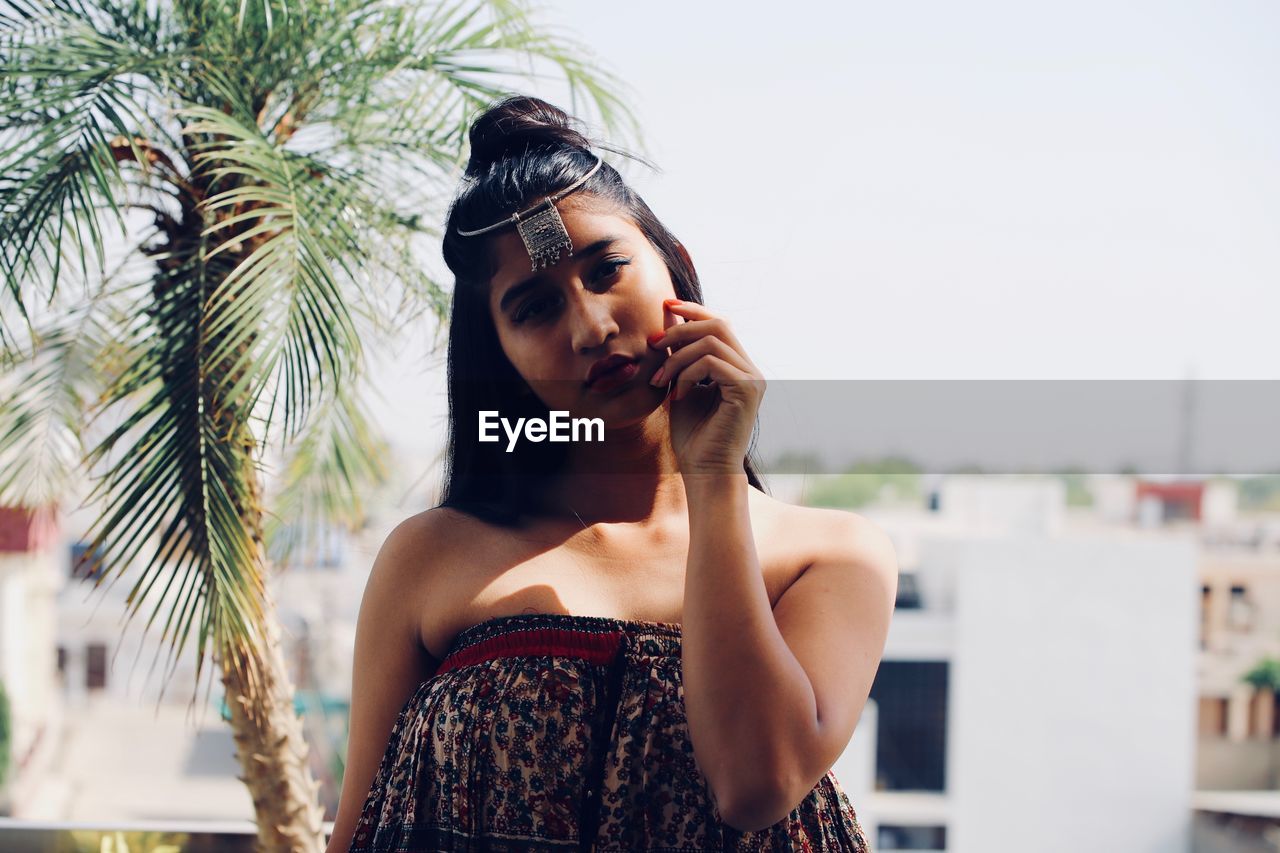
[540,410,686,526]
[542,472,689,529]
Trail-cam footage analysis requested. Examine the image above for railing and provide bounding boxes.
[0,818,337,852]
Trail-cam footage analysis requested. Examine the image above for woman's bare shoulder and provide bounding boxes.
[392,505,499,544]
[798,508,897,586]
[755,491,893,565]
[369,506,500,592]
[749,486,856,527]
[406,504,489,526]
[372,507,514,658]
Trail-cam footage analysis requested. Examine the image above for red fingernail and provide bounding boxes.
[663,298,681,307]
[647,332,666,346]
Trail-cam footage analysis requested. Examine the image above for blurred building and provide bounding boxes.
[11,445,439,822]
[1165,478,1280,851]
[822,476,1199,852]
[0,505,62,816]
[7,500,255,820]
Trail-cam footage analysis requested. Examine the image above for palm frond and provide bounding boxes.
[273,0,646,185]
[77,231,271,699]
[178,104,366,445]
[0,281,130,507]
[0,330,87,507]
[410,0,647,155]
[0,0,189,348]
[264,373,392,572]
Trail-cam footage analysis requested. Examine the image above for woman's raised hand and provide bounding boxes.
[647,299,766,477]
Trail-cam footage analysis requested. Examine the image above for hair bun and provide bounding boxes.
[464,95,592,177]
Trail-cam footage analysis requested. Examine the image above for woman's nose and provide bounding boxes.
[569,292,619,352]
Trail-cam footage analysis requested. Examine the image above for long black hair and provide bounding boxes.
[437,95,768,526]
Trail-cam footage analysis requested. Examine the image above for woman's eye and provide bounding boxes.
[511,258,631,325]
[596,258,631,282]
[513,296,554,324]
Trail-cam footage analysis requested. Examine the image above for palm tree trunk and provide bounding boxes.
[221,585,327,852]
[138,177,329,851]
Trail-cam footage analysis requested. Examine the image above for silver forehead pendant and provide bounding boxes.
[515,199,574,271]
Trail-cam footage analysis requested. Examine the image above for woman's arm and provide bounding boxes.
[325,513,443,853]
[679,475,898,833]
[650,299,896,831]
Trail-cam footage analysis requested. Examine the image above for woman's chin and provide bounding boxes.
[573,385,667,424]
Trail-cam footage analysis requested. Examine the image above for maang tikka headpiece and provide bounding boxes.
[455,153,604,271]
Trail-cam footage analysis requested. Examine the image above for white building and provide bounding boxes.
[0,505,63,816]
[823,476,1198,852]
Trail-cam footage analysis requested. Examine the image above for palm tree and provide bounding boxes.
[0,1,641,848]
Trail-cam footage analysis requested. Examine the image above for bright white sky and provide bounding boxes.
[367,0,1280,460]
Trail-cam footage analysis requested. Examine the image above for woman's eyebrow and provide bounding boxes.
[497,236,624,313]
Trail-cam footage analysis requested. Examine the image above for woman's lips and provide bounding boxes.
[586,360,639,393]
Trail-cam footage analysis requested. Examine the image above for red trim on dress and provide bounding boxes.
[436,627,625,675]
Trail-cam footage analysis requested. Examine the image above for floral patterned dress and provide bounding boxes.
[348,612,870,852]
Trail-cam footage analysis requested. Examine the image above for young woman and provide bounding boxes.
[326,95,897,852]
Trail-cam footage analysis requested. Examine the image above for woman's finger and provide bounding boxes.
[660,300,748,356]
[651,334,754,386]
[672,354,759,402]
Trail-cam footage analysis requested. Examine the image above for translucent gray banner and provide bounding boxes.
[454,379,1280,474]
[752,380,1280,474]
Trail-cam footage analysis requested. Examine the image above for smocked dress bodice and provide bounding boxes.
[349,612,869,852]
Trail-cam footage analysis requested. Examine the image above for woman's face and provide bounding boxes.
[486,197,678,422]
